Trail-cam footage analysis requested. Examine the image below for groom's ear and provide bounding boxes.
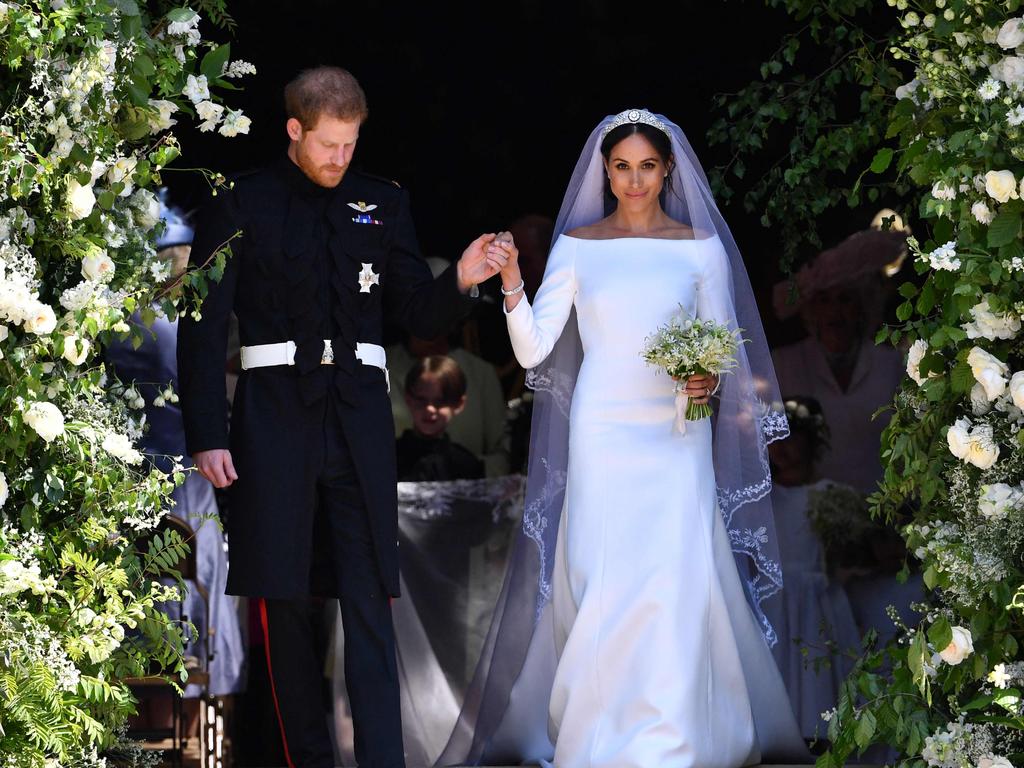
[286,117,304,142]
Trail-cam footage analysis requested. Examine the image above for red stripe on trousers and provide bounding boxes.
[258,598,296,768]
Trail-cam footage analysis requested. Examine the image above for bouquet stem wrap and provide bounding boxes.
[674,377,714,434]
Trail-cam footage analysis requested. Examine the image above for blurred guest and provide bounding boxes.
[388,259,510,476]
[397,355,484,481]
[771,223,908,493]
[107,197,245,725]
[764,397,860,740]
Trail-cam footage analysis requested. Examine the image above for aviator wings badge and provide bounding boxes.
[347,201,378,213]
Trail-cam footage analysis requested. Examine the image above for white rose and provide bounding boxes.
[968,346,1010,401]
[971,383,992,416]
[978,483,1020,520]
[963,297,1021,341]
[998,18,1024,49]
[0,471,7,508]
[130,189,160,230]
[979,756,1014,768]
[967,424,1000,470]
[62,335,90,366]
[105,157,136,196]
[986,170,1020,203]
[907,339,932,385]
[66,178,96,220]
[23,302,56,335]
[992,56,1024,85]
[972,201,995,224]
[81,249,115,283]
[938,625,974,665]
[1010,371,1024,411]
[24,401,65,442]
[947,417,972,459]
[101,432,143,464]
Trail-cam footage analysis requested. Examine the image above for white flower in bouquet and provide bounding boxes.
[101,432,143,464]
[966,423,1000,469]
[167,9,201,45]
[24,401,65,442]
[147,98,178,132]
[963,297,1021,340]
[991,56,1024,86]
[932,180,958,200]
[968,346,1009,400]
[66,177,96,220]
[23,301,56,335]
[1009,371,1024,411]
[59,280,98,312]
[62,334,90,366]
[947,417,974,460]
[978,482,1022,520]
[1009,105,1024,127]
[195,100,223,132]
[0,470,7,508]
[979,756,1013,768]
[895,78,921,101]
[130,188,161,230]
[989,663,1012,689]
[986,169,1020,202]
[978,79,1002,101]
[938,625,974,665]
[971,383,993,415]
[219,108,251,137]
[81,247,115,283]
[972,201,995,223]
[927,241,961,271]
[998,18,1024,49]
[907,338,935,385]
[182,73,210,104]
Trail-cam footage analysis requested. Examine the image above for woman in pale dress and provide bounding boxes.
[433,110,806,768]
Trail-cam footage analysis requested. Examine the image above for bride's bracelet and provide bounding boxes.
[500,279,525,297]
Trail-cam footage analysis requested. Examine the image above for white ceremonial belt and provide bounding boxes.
[239,340,390,391]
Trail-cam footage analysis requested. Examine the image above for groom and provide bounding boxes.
[177,66,498,767]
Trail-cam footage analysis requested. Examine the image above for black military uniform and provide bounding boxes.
[177,154,476,767]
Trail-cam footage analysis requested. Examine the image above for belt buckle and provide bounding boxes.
[321,339,334,365]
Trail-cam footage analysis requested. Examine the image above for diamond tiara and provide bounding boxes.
[600,108,671,139]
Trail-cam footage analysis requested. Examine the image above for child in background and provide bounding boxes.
[765,396,861,741]
[397,355,485,482]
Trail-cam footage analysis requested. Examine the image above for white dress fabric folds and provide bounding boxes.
[504,233,806,768]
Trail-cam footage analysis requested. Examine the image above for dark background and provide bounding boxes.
[170,0,896,346]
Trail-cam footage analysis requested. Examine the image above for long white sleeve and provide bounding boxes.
[505,234,577,369]
[695,237,734,327]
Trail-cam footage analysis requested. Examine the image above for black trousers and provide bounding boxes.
[259,408,404,768]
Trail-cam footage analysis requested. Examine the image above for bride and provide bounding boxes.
[438,110,807,768]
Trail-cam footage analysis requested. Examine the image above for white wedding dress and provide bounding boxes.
[505,233,806,768]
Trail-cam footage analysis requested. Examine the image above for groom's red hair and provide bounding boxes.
[284,66,368,130]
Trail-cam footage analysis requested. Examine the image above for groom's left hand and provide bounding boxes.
[456,233,500,293]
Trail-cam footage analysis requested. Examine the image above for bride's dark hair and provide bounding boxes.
[599,122,676,201]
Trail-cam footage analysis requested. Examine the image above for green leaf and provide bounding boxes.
[869,148,893,174]
[134,53,155,77]
[854,710,877,750]
[896,301,913,322]
[898,282,918,299]
[927,616,952,653]
[200,43,231,82]
[988,209,1022,248]
[951,361,975,393]
[166,7,198,23]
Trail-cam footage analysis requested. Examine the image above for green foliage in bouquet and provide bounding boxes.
[717,0,1024,765]
[0,1,251,764]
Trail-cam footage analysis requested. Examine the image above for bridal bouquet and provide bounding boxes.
[641,313,743,433]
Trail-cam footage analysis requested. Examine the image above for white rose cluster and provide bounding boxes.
[0,245,57,337]
[23,401,65,443]
[0,558,55,597]
[968,346,1009,401]
[937,625,974,665]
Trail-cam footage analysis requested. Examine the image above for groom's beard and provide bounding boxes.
[294,142,347,188]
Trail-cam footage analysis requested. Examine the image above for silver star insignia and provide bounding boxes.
[358,262,380,293]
